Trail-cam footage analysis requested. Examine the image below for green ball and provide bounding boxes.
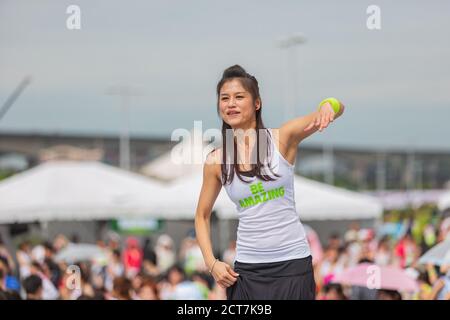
[319,97,341,114]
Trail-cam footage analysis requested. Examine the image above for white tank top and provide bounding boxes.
[222,128,311,263]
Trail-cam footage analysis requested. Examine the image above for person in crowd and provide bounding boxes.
[142,237,158,277]
[327,233,342,250]
[16,240,33,279]
[180,236,207,276]
[155,234,176,274]
[53,234,69,252]
[123,237,143,278]
[318,283,348,300]
[0,235,16,274]
[158,264,204,300]
[319,246,346,285]
[376,289,402,300]
[166,269,205,300]
[130,272,145,299]
[29,261,59,299]
[344,222,360,243]
[0,256,20,293]
[66,262,95,300]
[137,277,159,300]
[0,289,22,300]
[191,271,212,299]
[374,236,392,266]
[43,241,61,287]
[429,262,450,300]
[105,232,121,252]
[422,223,437,252]
[110,276,132,300]
[359,229,377,259]
[158,264,185,300]
[105,249,124,292]
[414,269,433,300]
[394,232,419,268]
[23,274,43,300]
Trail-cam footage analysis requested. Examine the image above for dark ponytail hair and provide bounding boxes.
[216,65,279,185]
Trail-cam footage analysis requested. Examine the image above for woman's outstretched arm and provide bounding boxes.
[280,99,345,147]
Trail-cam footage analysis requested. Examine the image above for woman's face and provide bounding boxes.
[218,79,260,129]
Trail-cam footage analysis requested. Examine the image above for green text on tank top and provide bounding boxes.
[224,128,294,209]
[238,129,293,209]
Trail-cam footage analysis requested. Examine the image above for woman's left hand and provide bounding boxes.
[303,101,336,132]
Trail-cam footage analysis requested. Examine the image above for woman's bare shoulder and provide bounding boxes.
[269,127,294,162]
[269,127,288,149]
[204,147,222,179]
[270,128,286,145]
[206,146,223,163]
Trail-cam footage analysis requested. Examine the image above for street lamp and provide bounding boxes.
[106,85,141,170]
[278,33,306,121]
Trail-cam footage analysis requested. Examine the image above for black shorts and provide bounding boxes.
[226,255,316,300]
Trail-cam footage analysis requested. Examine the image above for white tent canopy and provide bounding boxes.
[0,160,167,223]
[291,175,382,220]
[140,127,217,181]
[157,171,383,221]
[140,142,204,181]
[152,172,235,219]
[365,189,446,210]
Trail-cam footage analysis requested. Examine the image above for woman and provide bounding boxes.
[194,65,345,300]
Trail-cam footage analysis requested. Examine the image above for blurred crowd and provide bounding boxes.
[0,232,222,300]
[314,217,450,300]
[0,216,449,300]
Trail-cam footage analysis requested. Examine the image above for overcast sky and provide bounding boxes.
[0,0,449,151]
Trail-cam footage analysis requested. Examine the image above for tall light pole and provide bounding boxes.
[376,151,387,192]
[405,136,417,206]
[323,142,334,185]
[106,85,139,170]
[278,33,306,121]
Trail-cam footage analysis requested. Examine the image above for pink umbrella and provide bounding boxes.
[332,263,418,292]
